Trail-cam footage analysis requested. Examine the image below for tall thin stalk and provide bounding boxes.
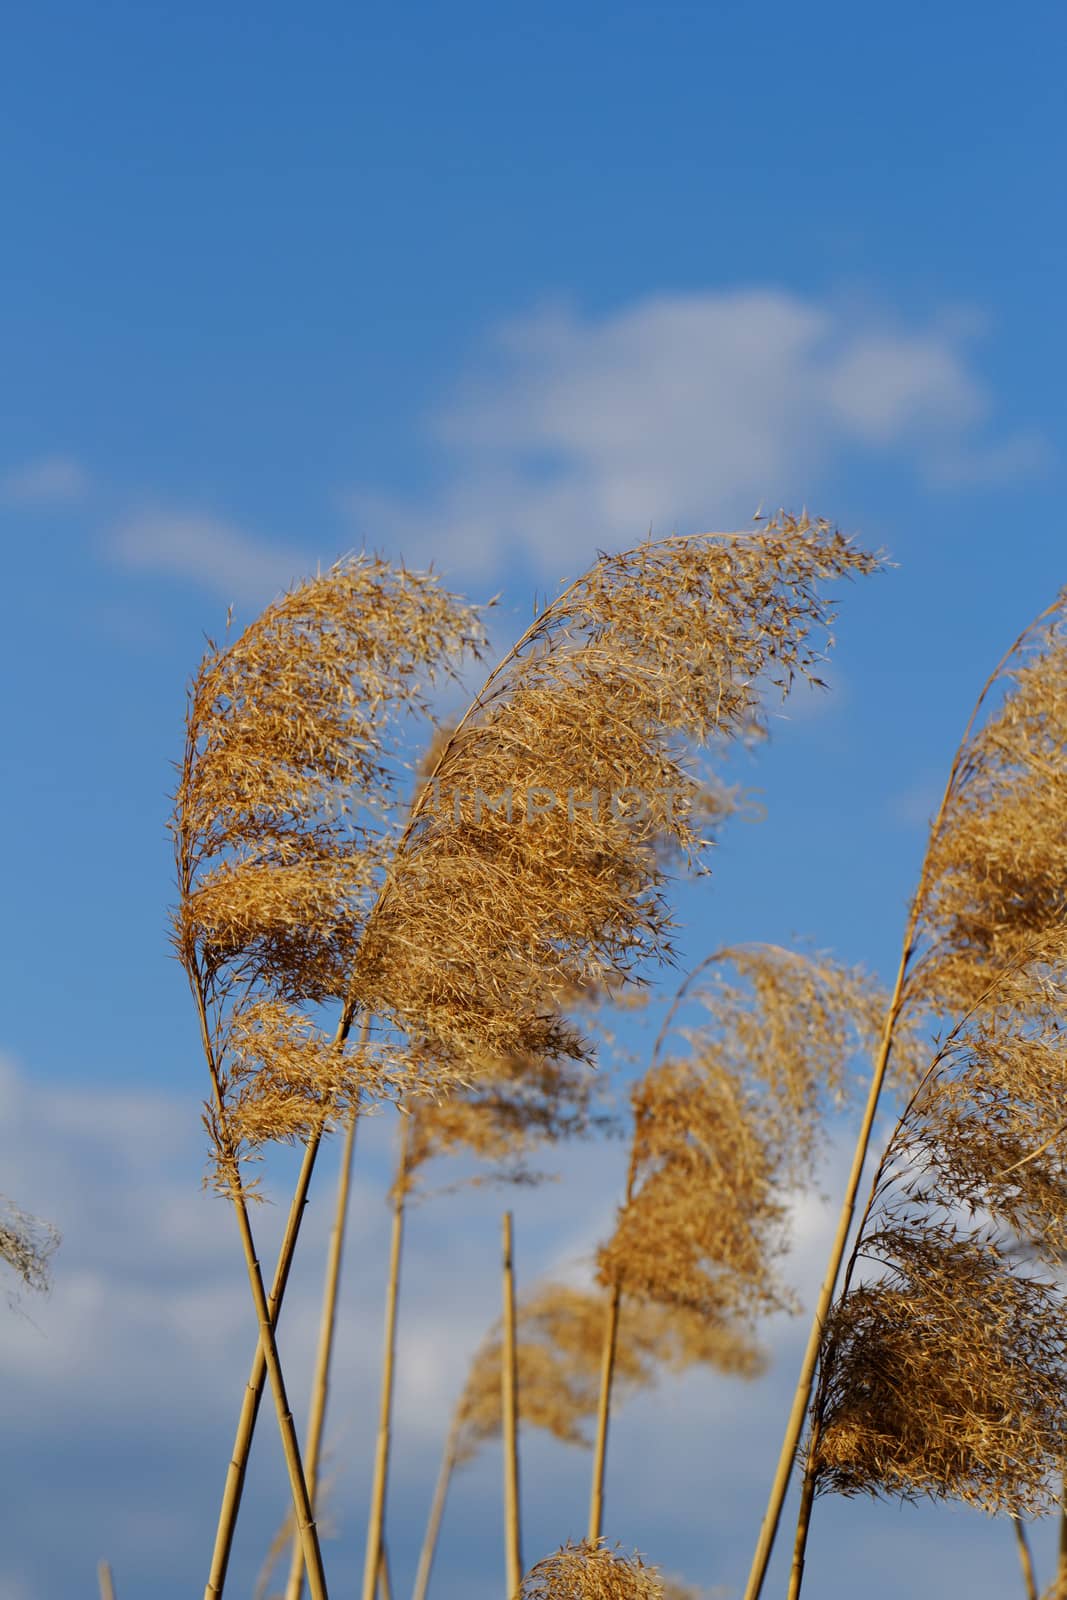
[361,1117,411,1600]
[1058,1491,1067,1600]
[1012,1517,1039,1600]
[502,1212,523,1599]
[97,1561,116,1600]
[587,1280,621,1544]
[284,1094,362,1600]
[743,604,1062,1600]
[191,974,330,1600]
[378,1544,394,1600]
[205,1108,331,1599]
[411,1415,461,1600]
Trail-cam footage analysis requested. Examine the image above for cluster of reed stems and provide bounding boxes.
[155,522,1067,1600]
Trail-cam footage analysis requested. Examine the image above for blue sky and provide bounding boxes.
[2,3,1066,1598]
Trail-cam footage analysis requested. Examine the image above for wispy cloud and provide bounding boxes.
[106,511,313,606]
[1,454,90,506]
[340,288,1046,581]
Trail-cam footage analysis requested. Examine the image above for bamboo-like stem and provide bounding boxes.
[97,1561,116,1600]
[190,972,330,1600]
[786,1431,820,1600]
[283,1100,361,1600]
[1058,1486,1067,1600]
[742,604,1059,1600]
[361,1119,410,1600]
[228,1167,330,1600]
[205,1119,325,1598]
[587,1095,642,1545]
[204,1008,367,1599]
[587,1279,621,1544]
[412,1418,461,1600]
[501,1211,522,1599]
[1011,1516,1039,1600]
[379,1543,394,1600]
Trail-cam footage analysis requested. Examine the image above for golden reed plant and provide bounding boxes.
[172,557,484,1599]
[744,589,1067,1600]
[590,944,899,1541]
[174,519,877,1595]
[787,940,1067,1598]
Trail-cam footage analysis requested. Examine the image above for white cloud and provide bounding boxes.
[106,511,313,606]
[341,288,1046,582]
[1,455,90,506]
[0,1051,1048,1600]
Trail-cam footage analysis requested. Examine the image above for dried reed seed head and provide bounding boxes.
[174,555,485,1002]
[210,1000,460,1171]
[597,1058,794,1323]
[908,600,1067,1021]
[399,1046,603,1198]
[599,944,895,1324]
[673,945,904,1170]
[817,943,1067,1513]
[0,1195,59,1297]
[451,1281,761,1469]
[172,556,487,1178]
[520,1542,664,1600]
[816,1226,1067,1514]
[902,1002,1067,1263]
[349,517,880,1076]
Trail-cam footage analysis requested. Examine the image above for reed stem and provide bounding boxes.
[97,1561,116,1600]
[361,1120,409,1600]
[786,1432,820,1600]
[588,1279,621,1544]
[412,1419,460,1600]
[284,1101,361,1600]
[1011,1516,1039,1600]
[502,1211,522,1599]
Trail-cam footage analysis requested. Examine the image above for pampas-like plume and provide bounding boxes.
[745,591,1067,1600]
[349,517,881,1072]
[173,557,484,1600]
[786,943,1067,1597]
[590,945,890,1539]
[519,1542,665,1600]
[0,1193,59,1301]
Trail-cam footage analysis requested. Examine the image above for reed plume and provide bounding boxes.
[519,1542,665,1600]
[745,590,1067,1600]
[591,944,890,1539]
[172,556,483,1598]
[349,516,881,1069]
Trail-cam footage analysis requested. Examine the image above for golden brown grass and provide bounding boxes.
[172,522,878,1596]
[173,556,483,1599]
[746,589,1067,1600]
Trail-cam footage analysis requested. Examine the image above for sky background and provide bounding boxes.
[2,3,1066,1598]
